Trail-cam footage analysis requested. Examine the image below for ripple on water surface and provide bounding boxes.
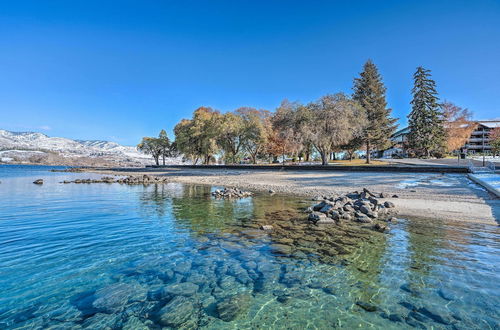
[0,165,499,329]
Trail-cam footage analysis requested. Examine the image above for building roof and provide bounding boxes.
[393,119,500,135]
[477,120,500,128]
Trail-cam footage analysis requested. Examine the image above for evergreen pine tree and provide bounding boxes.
[158,129,171,166]
[353,60,397,163]
[407,67,445,158]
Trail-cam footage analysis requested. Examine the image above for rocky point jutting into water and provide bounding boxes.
[306,188,397,233]
[59,175,168,185]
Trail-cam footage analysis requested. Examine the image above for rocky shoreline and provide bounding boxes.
[79,167,498,224]
[59,175,169,185]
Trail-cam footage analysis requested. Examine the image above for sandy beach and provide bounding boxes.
[88,167,500,225]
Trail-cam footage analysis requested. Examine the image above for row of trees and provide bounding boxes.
[139,61,489,164]
[172,60,397,165]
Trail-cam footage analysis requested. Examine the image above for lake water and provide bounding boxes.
[0,165,499,329]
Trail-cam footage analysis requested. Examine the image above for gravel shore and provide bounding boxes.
[87,167,500,225]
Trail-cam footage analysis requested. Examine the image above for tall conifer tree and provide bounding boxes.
[353,60,397,163]
[407,67,445,157]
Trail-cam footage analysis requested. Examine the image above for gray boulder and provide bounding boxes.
[343,204,355,212]
[356,215,372,223]
[384,201,395,208]
[33,179,43,185]
[308,212,327,223]
[312,201,328,211]
[341,213,352,221]
[359,205,371,215]
[330,210,340,220]
[319,204,334,214]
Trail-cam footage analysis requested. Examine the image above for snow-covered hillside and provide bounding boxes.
[0,129,176,166]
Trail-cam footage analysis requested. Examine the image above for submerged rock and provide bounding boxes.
[164,282,199,297]
[82,312,122,329]
[157,296,196,327]
[216,293,251,322]
[122,316,149,330]
[270,244,292,255]
[417,306,453,325]
[356,301,378,312]
[92,282,145,314]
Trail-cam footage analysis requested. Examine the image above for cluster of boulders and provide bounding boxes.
[60,175,169,185]
[212,188,253,199]
[306,188,397,232]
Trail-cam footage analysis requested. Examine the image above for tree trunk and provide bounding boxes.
[305,151,310,162]
[162,155,165,166]
[349,152,353,161]
[321,152,328,165]
[366,141,371,164]
[154,156,159,166]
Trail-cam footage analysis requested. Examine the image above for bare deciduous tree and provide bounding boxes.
[302,93,367,165]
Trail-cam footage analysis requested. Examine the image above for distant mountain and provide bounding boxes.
[0,129,178,167]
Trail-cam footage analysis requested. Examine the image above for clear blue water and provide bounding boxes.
[0,164,499,329]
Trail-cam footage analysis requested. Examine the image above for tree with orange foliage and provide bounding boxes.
[270,100,303,163]
[441,102,477,152]
[264,130,287,163]
[490,127,500,156]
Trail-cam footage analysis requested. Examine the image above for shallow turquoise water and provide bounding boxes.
[0,165,499,329]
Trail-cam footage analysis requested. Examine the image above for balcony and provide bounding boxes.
[468,138,490,143]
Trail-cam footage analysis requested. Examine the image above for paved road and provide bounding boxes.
[383,158,499,167]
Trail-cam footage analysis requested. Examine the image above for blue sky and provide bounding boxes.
[1,0,499,145]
